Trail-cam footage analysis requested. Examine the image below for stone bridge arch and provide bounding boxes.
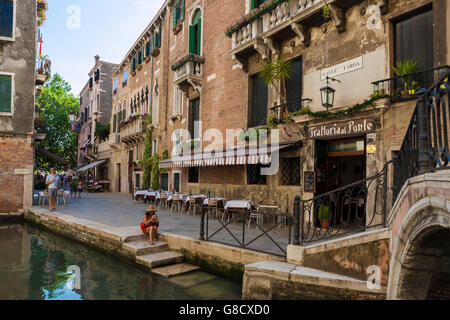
[387,197,450,299]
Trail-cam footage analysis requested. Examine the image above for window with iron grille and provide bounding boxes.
[279,157,301,186]
[247,164,267,185]
[188,167,199,183]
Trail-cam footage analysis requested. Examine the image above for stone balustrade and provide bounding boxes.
[174,59,203,84]
[120,118,146,143]
[229,0,325,51]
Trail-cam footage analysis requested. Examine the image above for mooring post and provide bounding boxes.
[199,204,206,241]
[293,196,300,245]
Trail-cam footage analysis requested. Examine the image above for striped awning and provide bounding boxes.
[159,143,297,169]
[76,159,108,172]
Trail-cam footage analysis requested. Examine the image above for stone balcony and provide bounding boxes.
[109,133,121,150]
[97,140,111,155]
[171,54,205,94]
[120,118,146,145]
[227,0,385,70]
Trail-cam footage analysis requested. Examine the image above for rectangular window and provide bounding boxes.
[135,174,140,189]
[285,58,303,109]
[188,167,199,183]
[249,74,268,127]
[113,114,117,133]
[173,86,183,115]
[161,173,169,191]
[0,0,14,40]
[0,74,13,114]
[152,139,157,155]
[394,7,433,88]
[113,79,118,94]
[89,77,93,88]
[189,98,200,139]
[247,164,267,185]
[123,70,128,85]
[279,158,301,186]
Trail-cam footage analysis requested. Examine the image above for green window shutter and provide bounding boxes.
[173,7,178,29]
[0,75,12,113]
[145,42,150,56]
[180,0,185,21]
[113,114,117,133]
[251,0,257,10]
[197,19,202,55]
[189,25,195,54]
[155,33,160,48]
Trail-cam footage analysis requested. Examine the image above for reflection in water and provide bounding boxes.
[0,223,242,300]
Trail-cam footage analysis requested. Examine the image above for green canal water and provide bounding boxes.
[0,222,242,300]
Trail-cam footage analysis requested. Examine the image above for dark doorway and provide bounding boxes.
[394,7,433,88]
[116,163,121,193]
[128,150,133,195]
[315,138,366,227]
[285,58,302,111]
[249,74,268,127]
[173,172,180,193]
[161,173,168,191]
[189,98,200,140]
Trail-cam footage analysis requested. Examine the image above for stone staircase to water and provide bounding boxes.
[123,234,200,277]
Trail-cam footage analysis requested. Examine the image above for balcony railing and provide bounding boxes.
[228,0,344,53]
[270,98,312,122]
[172,54,204,87]
[371,66,450,103]
[120,118,146,143]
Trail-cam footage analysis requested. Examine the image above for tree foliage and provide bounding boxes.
[35,73,79,171]
[258,56,293,105]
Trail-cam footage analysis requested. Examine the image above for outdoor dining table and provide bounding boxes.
[223,200,255,222]
[144,191,157,203]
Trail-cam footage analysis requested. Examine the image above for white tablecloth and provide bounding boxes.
[135,190,147,196]
[204,198,227,205]
[224,200,253,210]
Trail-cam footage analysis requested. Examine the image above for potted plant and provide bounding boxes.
[322,4,331,20]
[318,203,332,230]
[136,64,142,71]
[259,56,293,107]
[266,114,277,128]
[151,48,160,57]
[145,56,151,63]
[393,59,418,95]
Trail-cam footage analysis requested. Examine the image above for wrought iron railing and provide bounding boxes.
[270,98,312,122]
[371,66,450,103]
[392,72,450,203]
[199,205,293,257]
[292,161,392,246]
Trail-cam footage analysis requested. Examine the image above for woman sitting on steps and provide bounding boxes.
[141,205,159,245]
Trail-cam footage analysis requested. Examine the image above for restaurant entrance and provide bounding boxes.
[315,137,366,226]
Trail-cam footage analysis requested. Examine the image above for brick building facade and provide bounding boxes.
[0,0,38,213]
[102,0,448,215]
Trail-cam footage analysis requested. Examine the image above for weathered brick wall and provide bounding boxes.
[0,135,34,213]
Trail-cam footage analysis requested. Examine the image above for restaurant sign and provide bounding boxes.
[308,118,376,139]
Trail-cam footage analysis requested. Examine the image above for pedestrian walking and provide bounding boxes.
[45,168,60,212]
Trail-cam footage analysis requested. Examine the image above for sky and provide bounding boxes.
[40,0,166,95]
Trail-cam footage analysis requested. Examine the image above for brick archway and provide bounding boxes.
[387,197,450,299]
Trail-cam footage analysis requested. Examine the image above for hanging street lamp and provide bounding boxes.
[320,76,341,111]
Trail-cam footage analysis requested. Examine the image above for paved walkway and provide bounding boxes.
[32,192,292,256]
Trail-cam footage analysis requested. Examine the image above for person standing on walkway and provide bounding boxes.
[45,168,60,212]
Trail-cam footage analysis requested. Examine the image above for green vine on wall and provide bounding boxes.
[292,93,391,119]
[141,116,153,190]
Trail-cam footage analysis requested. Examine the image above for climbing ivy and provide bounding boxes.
[141,116,153,190]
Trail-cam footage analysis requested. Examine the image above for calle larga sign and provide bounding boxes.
[308,118,376,139]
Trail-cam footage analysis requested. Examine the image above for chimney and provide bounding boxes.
[94,55,100,64]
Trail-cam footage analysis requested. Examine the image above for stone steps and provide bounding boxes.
[136,250,185,269]
[152,263,200,278]
[123,240,169,255]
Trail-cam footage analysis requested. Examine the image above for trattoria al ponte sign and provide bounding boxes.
[308,118,376,139]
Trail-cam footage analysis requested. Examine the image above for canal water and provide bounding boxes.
[0,222,242,300]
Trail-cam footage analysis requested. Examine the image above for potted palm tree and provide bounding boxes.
[393,59,418,96]
[258,56,293,108]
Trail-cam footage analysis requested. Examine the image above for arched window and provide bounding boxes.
[189,9,202,55]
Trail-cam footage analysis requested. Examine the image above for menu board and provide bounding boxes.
[304,171,315,193]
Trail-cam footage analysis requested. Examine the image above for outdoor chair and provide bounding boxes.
[207,199,218,219]
[250,200,281,229]
[171,194,181,213]
[188,197,204,216]
[56,189,68,206]
[39,190,49,207]
[159,193,168,209]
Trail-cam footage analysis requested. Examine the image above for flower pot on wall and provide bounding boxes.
[320,220,329,230]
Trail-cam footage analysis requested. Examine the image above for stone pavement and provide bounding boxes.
[32,192,292,256]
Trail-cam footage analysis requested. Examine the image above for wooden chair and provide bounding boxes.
[40,190,49,207]
[171,194,180,213]
[57,189,67,206]
[207,199,218,219]
[159,193,168,209]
